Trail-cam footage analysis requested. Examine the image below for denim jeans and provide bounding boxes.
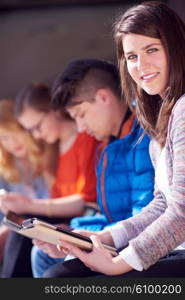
[31,245,64,278]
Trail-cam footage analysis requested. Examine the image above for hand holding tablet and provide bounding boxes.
[2,211,118,257]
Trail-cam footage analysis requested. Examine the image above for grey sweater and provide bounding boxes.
[118,94,185,270]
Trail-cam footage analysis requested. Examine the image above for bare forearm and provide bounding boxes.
[29,194,85,217]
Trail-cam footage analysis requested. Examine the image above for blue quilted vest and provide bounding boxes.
[71,118,154,231]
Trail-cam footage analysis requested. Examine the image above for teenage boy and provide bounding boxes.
[32,59,154,277]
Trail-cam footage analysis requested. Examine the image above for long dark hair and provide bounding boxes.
[114,1,185,147]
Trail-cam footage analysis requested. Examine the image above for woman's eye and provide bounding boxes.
[127,54,137,61]
[147,48,158,54]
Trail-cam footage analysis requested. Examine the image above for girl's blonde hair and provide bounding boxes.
[0,99,45,183]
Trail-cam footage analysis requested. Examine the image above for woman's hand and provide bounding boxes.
[59,235,132,275]
[73,229,115,247]
[72,229,99,238]
[0,192,32,215]
[32,239,67,258]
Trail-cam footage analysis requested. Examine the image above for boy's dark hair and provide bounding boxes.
[51,59,122,110]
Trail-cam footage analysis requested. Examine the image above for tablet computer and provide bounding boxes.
[2,211,118,256]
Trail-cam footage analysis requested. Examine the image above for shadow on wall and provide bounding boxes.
[1,0,182,99]
[0,4,127,99]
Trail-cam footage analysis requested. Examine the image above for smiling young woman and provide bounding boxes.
[122,34,168,97]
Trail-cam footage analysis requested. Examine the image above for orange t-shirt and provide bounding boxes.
[51,132,99,202]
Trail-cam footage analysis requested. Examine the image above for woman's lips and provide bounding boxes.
[140,72,159,81]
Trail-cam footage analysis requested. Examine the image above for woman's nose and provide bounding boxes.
[137,54,149,71]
